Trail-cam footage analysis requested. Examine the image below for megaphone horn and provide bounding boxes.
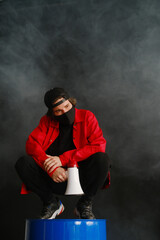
[65,161,84,195]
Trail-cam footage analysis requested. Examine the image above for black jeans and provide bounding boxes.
[15,152,110,203]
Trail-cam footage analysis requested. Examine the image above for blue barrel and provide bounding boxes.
[25,219,107,240]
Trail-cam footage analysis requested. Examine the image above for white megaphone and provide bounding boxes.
[65,161,84,195]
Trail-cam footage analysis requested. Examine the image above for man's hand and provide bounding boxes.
[51,167,68,183]
[43,155,62,173]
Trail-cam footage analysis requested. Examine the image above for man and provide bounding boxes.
[15,87,110,219]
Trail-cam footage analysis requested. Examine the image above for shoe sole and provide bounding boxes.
[48,202,65,219]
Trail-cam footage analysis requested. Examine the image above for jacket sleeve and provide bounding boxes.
[26,115,49,169]
[59,111,106,166]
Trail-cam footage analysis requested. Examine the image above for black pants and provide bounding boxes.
[15,152,109,204]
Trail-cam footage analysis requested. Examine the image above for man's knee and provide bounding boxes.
[90,152,110,170]
[15,155,35,175]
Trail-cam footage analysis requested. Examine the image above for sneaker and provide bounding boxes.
[74,197,96,219]
[41,200,64,219]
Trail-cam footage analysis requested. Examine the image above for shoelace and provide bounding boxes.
[81,205,94,218]
[78,200,95,218]
[41,202,59,215]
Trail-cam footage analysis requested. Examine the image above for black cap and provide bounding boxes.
[44,87,70,109]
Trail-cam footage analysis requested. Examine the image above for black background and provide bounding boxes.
[0,0,160,239]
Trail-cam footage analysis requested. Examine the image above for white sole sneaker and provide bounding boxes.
[48,202,65,219]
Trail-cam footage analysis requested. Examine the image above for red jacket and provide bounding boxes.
[21,108,110,193]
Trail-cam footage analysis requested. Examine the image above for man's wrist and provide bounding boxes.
[47,167,59,178]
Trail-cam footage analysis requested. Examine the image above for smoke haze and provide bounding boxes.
[0,0,160,239]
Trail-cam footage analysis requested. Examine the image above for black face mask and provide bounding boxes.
[54,107,75,125]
